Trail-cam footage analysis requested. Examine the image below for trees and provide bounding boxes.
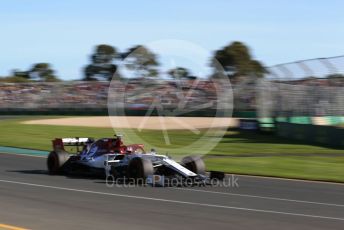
[12,69,30,79]
[83,44,159,80]
[84,44,118,81]
[0,76,31,83]
[326,74,344,86]
[91,44,116,64]
[29,63,59,81]
[212,41,267,78]
[250,60,267,78]
[0,41,267,82]
[167,67,190,79]
[122,45,159,78]
[0,63,59,82]
[326,74,344,79]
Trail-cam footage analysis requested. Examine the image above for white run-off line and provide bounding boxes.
[1,179,344,221]
[2,152,344,208]
[171,187,344,208]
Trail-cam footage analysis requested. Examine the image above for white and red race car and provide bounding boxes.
[47,135,222,185]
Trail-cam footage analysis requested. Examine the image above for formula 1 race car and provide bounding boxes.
[47,135,222,185]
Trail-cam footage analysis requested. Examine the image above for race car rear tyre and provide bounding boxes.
[127,157,153,183]
[47,151,71,175]
[181,156,205,175]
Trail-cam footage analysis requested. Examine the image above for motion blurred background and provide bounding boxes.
[0,0,343,181]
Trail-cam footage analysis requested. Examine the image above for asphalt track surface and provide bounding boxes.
[1,153,344,230]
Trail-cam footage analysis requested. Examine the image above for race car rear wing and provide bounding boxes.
[52,137,93,151]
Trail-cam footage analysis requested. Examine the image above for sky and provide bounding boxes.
[0,0,343,80]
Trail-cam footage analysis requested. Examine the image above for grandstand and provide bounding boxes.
[0,79,230,116]
[256,56,344,147]
[1,56,343,120]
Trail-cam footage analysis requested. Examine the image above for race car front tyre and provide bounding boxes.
[127,157,153,182]
[181,156,206,175]
[47,150,71,175]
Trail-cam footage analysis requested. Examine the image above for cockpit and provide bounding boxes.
[85,137,125,158]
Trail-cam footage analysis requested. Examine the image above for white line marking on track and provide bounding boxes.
[236,174,344,186]
[0,179,344,221]
[0,152,46,158]
[1,152,344,186]
[171,187,344,208]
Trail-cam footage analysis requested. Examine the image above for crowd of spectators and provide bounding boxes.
[0,79,225,111]
[1,77,342,114]
[0,82,109,109]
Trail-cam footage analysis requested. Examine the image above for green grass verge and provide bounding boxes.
[206,156,344,182]
[1,116,344,182]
